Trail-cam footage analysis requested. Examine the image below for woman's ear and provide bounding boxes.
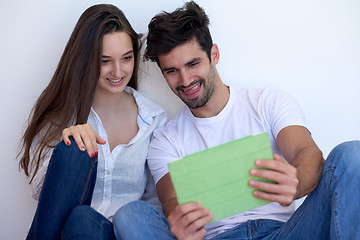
[210,44,220,65]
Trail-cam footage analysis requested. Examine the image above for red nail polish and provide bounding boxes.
[91,153,95,158]
[66,141,70,146]
[95,151,98,156]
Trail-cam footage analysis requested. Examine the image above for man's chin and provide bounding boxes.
[183,98,208,109]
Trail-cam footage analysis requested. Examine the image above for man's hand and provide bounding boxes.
[248,154,299,206]
[167,202,214,240]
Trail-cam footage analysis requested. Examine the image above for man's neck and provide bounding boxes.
[190,83,230,118]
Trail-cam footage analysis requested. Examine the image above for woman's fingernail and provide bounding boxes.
[95,151,98,156]
[81,146,86,151]
[91,153,95,158]
[66,141,70,146]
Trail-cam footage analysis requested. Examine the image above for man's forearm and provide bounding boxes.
[292,146,325,199]
[156,173,179,217]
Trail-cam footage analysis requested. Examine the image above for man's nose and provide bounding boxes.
[178,69,191,86]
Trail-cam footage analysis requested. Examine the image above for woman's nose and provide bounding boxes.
[111,62,122,78]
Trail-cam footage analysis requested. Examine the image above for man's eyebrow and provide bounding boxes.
[102,50,134,58]
[162,57,202,72]
[185,57,201,66]
[162,66,176,72]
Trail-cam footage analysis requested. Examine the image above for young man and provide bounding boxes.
[113,1,360,239]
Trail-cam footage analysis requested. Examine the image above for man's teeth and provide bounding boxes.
[184,84,200,92]
[108,78,122,83]
[192,84,200,90]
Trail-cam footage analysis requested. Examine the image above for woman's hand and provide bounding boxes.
[62,124,106,158]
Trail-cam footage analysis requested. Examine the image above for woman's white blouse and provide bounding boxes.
[30,87,167,220]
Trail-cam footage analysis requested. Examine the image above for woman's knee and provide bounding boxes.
[63,206,113,239]
[63,205,95,234]
[53,137,88,160]
[68,205,95,218]
[50,137,96,171]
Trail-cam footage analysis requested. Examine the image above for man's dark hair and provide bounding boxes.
[144,1,213,66]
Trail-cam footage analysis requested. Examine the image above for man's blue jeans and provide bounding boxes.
[113,141,360,239]
[26,138,115,240]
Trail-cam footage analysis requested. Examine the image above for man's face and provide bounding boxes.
[158,39,216,109]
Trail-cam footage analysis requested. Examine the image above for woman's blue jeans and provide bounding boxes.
[26,138,115,240]
[113,141,360,240]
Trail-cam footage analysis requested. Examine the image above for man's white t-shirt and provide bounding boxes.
[147,86,307,238]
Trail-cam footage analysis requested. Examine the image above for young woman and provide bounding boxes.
[18,4,167,239]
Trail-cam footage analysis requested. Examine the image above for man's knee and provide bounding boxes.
[113,201,157,229]
[326,140,360,171]
[333,140,360,152]
[114,201,150,222]
[113,201,167,239]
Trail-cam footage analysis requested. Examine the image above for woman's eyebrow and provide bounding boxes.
[102,49,134,58]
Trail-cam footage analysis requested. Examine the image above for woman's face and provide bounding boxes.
[98,31,135,95]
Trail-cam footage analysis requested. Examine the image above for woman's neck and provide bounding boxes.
[92,88,132,113]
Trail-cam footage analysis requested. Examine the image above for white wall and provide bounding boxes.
[1,0,359,239]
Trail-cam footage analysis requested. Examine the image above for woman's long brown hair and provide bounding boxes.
[18,4,141,182]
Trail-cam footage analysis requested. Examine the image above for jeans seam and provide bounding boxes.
[101,220,113,229]
[278,188,319,238]
[79,158,98,205]
[248,220,261,239]
[280,167,335,239]
[318,167,334,200]
[322,166,337,239]
[330,169,340,240]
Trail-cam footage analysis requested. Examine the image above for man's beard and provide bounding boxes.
[177,65,215,109]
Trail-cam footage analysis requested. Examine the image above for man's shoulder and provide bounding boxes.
[230,86,288,102]
[158,106,188,129]
[151,106,190,141]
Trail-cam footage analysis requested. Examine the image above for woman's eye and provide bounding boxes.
[101,59,110,64]
[123,55,133,61]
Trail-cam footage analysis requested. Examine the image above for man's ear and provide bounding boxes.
[210,44,220,65]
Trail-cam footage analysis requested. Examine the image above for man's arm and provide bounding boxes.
[249,125,324,206]
[277,125,324,198]
[156,173,179,217]
[157,173,213,239]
